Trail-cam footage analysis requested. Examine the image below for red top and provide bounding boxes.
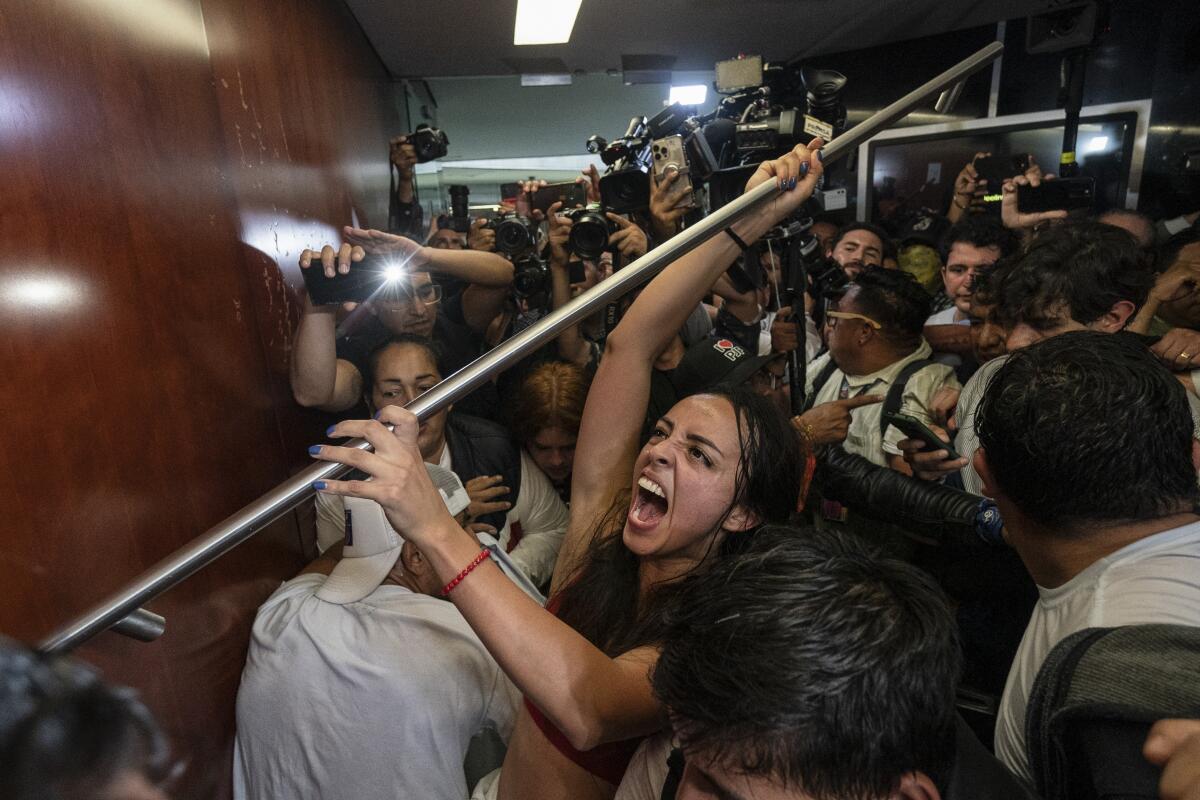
[522,593,647,786]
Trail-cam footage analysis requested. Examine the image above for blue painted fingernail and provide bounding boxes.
[313,480,327,490]
[308,445,322,455]
[817,150,824,162]
[326,425,337,436]
[800,163,809,177]
[373,410,383,420]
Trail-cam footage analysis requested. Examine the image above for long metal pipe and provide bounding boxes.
[38,41,1002,655]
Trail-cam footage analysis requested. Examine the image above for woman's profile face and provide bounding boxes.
[623,394,749,562]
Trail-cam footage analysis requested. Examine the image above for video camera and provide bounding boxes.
[586,103,720,214]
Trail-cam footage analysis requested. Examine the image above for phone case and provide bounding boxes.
[651,135,695,206]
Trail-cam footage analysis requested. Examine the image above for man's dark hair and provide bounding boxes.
[845,266,932,346]
[977,331,1198,530]
[992,221,1154,330]
[0,637,170,800]
[1096,208,1156,249]
[941,216,1020,262]
[832,221,892,255]
[365,333,444,391]
[653,526,960,799]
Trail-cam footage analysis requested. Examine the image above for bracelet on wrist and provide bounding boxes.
[441,549,490,597]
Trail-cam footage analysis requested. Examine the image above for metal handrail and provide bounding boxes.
[38,41,1003,655]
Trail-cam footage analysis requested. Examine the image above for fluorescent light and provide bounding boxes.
[521,73,572,86]
[669,84,708,106]
[1084,136,1109,153]
[514,0,583,45]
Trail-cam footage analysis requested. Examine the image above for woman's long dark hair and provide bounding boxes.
[555,385,805,657]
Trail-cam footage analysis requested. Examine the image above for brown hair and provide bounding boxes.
[508,361,590,445]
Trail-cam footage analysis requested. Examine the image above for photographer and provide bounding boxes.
[543,199,648,367]
[388,134,424,240]
[290,228,513,417]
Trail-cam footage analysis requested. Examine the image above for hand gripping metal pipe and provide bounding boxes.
[39,41,1003,654]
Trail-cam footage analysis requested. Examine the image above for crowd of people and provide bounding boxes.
[7,133,1200,800]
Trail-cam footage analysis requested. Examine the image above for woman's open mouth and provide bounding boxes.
[629,475,669,528]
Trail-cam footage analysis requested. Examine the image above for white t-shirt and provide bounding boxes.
[316,450,567,587]
[995,520,1200,782]
[233,574,518,800]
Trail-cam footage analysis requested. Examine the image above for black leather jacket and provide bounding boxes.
[815,445,1003,547]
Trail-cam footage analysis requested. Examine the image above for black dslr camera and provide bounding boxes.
[403,124,450,163]
[512,253,550,299]
[564,206,617,261]
[487,212,539,256]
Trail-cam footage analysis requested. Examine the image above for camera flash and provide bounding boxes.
[382,265,403,283]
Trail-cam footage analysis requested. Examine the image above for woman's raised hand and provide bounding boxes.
[744,138,824,223]
[310,406,461,547]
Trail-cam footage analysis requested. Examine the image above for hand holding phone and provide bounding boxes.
[888,412,967,482]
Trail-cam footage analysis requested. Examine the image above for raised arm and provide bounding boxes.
[559,140,824,585]
[314,411,662,750]
[290,243,366,411]
[341,226,515,333]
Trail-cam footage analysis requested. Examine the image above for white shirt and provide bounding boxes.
[615,733,674,800]
[316,450,567,587]
[925,306,970,369]
[994,520,1200,782]
[805,340,961,466]
[233,574,519,800]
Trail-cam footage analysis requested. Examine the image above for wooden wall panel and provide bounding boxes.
[0,1,400,796]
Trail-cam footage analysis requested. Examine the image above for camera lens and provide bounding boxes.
[568,210,611,261]
[494,217,534,255]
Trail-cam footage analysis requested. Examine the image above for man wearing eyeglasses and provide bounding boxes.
[291,228,514,418]
[805,266,960,476]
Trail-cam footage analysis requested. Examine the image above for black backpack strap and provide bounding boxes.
[880,358,936,438]
[803,358,841,412]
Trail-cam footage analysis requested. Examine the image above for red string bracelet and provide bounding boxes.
[441,549,490,597]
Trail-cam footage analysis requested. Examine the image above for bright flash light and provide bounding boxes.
[382,265,404,283]
[669,85,708,106]
[1084,136,1109,153]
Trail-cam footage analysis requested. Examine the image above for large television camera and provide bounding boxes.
[586,103,720,214]
[707,56,849,211]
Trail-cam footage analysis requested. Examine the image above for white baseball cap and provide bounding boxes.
[314,462,470,605]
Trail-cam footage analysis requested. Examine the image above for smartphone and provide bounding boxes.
[1017,176,1096,213]
[300,257,391,305]
[531,181,588,213]
[973,154,1030,190]
[881,412,960,460]
[651,135,696,208]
